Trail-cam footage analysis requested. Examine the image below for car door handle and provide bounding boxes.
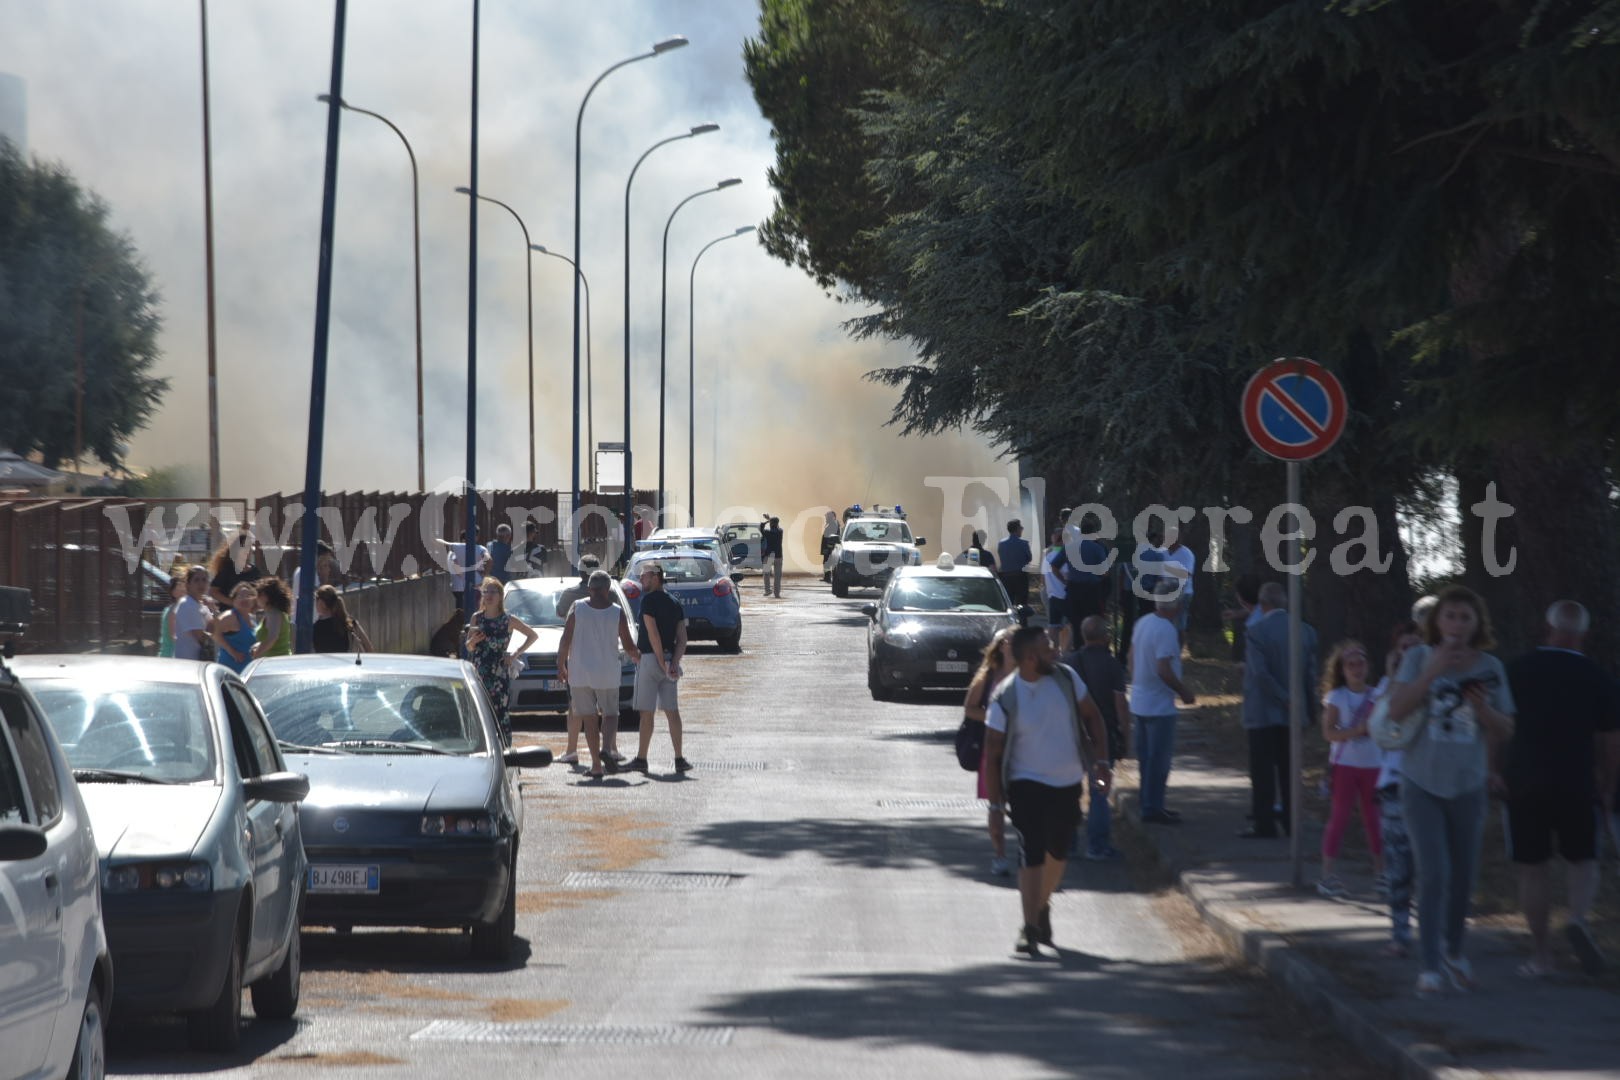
[43,872,59,892]
[274,820,284,837]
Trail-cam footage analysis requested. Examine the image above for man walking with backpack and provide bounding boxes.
[984,626,1111,958]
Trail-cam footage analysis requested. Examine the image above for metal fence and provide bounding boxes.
[0,488,656,652]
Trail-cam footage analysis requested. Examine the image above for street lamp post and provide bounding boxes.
[199,0,220,502]
[621,124,719,548]
[687,226,754,525]
[319,94,425,492]
[457,188,535,488]
[659,179,741,522]
[573,36,688,561]
[531,245,593,488]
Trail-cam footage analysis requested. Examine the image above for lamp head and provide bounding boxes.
[716,178,743,190]
[652,36,689,54]
[530,244,549,254]
[454,186,473,195]
[316,93,344,106]
[690,123,720,136]
[735,225,756,235]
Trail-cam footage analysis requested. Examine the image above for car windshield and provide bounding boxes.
[721,525,762,542]
[29,680,217,783]
[633,557,717,583]
[888,576,1008,613]
[503,586,576,627]
[249,674,489,754]
[845,521,913,544]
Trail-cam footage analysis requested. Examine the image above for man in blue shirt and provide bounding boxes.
[997,520,1033,605]
[487,523,515,585]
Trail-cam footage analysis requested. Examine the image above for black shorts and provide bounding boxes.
[1506,793,1598,864]
[1007,779,1083,867]
[1046,595,1069,628]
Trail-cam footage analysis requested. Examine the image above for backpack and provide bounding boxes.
[988,664,1097,790]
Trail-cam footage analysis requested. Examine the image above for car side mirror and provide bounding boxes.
[504,745,553,769]
[913,537,927,547]
[0,823,48,862]
[243,771,311,804]
[859,603,878,620]
[730,573,743,584]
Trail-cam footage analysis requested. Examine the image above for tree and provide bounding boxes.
[0,138,168,469]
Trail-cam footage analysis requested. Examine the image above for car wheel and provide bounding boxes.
[868,666,892,701]
[68,983,106,1080]
[831,573,849,598]
[187,922,244,1052]
[471,848,518,963]
[250,895,302,1020]
[717,630,742,654]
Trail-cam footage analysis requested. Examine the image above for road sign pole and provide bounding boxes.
[1287,460,1304,888]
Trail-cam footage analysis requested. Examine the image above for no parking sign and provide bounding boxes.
[1241,358,1346,461]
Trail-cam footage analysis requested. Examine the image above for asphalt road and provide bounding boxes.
[109,575,1375,1079]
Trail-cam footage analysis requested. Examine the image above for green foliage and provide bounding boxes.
[0,138,168,468]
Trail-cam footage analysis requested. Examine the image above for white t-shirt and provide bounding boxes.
[173,595,208,660]
[1165,545,1196,596]
[1323,685,1381,769]
[986,670,1087,787]
[1372,677,1403,788]
[1042,549,1068,600]
[446,543,491,592]
[1129,613,1182,716]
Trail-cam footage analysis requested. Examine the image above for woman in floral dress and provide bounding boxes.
[465,579,536,746]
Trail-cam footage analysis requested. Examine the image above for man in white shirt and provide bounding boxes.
[445,532,490,612]
[1041,533,1069,648]
[171,565,214,661]
[984,626,1110,958]
[557,571,642,778]
[1163,526,1197,631]
[1130,583,1195,824]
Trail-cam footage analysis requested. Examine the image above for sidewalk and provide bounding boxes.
[1114,738,1620,1079]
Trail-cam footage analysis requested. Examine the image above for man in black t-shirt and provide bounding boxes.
[623,563,690,774]
[1065,615,1130,861]
[1504,600,1620,976]
[761,516,785,598]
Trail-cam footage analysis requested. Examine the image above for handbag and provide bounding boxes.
[1370,648,1431,750]
[954,716,986,771]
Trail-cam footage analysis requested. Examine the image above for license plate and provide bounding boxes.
[308,864,379,894]
[936,660,970,674]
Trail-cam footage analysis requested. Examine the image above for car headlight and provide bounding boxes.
[840,550,857,564]
[103,860,212,893]
[421,812,497,837]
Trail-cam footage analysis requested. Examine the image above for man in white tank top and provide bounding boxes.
[558,570,642,779]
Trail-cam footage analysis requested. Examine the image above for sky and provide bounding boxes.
[0,0,1017,550]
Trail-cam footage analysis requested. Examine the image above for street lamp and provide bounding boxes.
[457,187,536,488]
[621,123,719,549]
[687,226,755,525]
[531,244,594,489]
[199,0,220,501]
[319,94,425,492]
[659,179,741,521]
[573,36,688,559]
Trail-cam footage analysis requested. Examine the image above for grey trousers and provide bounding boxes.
[1402,781,1487,973]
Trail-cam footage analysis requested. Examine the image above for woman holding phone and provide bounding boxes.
[1383,586,1516,998]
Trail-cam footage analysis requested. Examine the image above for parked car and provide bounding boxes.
[500,576,637,719]
[0,655,113,1080]
[13,655,309,1052]
[620,547,742,653]
[245,654,552,962]
[718,521,764,578]
[862,554,1026,699]
[828,512,926,597]
[645,527,720,552]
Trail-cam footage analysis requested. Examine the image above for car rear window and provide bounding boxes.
[844,521,913,544]
[30,680,217,784]
[888,576,1007,613]
[634,557,717,583]
[250,674,488,755]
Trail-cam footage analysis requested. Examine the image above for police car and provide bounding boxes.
[861,553,1025,699]
[827,506,926,597]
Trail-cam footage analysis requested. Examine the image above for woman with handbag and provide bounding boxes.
[964,628,1017,876]
[1382,586,1516,998]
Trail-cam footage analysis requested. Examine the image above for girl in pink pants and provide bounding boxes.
[1318,642,1385,897]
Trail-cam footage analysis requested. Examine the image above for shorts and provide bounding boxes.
[1506,792,1598,864]
[1006,779,1083,868]
[1046,595,1069,628]
[632,653,679,713]
[569,685,618,716]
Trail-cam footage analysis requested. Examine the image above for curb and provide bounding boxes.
[1116,789,1469,1080]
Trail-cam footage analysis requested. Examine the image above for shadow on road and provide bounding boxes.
[108,1016,299,1075]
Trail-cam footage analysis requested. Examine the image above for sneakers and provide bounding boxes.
[1415,971,1444,998]
[557,751,580,765]
[989,854,1013,877]
[606,749,627,764]
[1315,876,1349,899]
[1441,952,1476,991]
[674,756,693,773]
[621,757,649,773]
[1566,921,1607,975]
[1015,925,1042,959]
[1036,905,1053,946]
[1085,846,1122,861]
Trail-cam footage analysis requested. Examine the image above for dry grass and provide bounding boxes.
[487,997,569,1022]
[268,1051,407,1067]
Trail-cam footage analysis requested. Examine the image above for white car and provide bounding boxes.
[501,577,638,718]
[0,657,112,1080]
[828,514,926,597]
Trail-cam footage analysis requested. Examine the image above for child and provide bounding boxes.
[1375,618,1424,954]
[1318,641,1386,897]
